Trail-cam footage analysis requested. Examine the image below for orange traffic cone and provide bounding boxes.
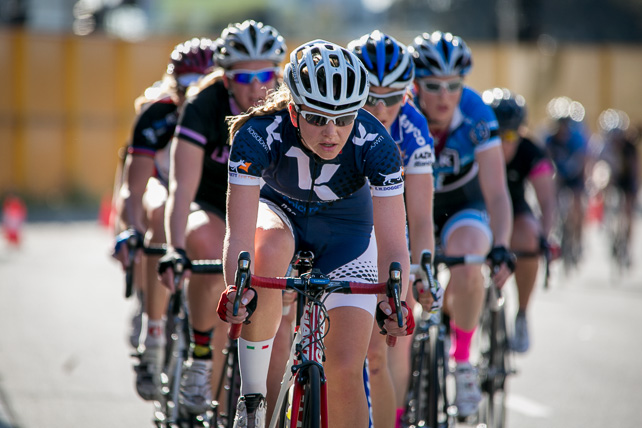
[2,195,27,246]
[98,193,113,229]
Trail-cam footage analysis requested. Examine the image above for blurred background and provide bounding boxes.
[0,0,641,214]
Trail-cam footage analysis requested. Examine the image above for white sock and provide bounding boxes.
[238,337,275,397]
[145,318,166,348]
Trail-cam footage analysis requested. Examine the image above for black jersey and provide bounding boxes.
[505,137,550,215]
[175,80,232,214]
[129,97,178,184]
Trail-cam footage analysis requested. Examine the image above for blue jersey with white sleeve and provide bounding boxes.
[390,102,434,175]
[420,86,500,213]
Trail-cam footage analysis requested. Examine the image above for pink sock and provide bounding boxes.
[395,408,404,428]
[450,321,476,363]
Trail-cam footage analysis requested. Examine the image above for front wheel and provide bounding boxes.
[290,365,321,428]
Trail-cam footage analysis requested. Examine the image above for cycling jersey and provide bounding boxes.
[505,137,552,216]
[128,96,178,185]
[545,124,588,189]
[418,86,500,221]
[228,108,404,287]
[175,80,232,215]
[390,102,435,174]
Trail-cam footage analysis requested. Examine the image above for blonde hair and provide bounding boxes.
[228,83,293,140]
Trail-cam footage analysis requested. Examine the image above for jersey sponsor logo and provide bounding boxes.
[378,169,403,186]
[372,182,403,192]
[211,145,230,163]
[229,159,252,173]
[353,122,381,147]
[142,128,158,145]
[247,126,269,152]
[265,116,283,149]
[470,120,490,145]
[399,114,427,146]
[286,147,340,201]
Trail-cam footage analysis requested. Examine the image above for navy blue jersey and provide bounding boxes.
[129,96,178,184]
[229,109,404,224]
[390,102,435,174]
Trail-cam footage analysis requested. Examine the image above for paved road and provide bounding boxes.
[0,219,641,428]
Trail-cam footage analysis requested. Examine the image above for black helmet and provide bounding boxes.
[482,87,526,131]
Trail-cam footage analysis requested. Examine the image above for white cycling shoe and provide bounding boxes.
[179,359,213,414]
[454,361,482,418]
[233,393,266,428]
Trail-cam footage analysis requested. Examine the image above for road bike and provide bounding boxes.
[432,253,515,428]
[132,245,240,428]
[402,250,456,428]
[227,250,404,428]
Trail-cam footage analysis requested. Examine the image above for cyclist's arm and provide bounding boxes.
[529,164,557,238]
[404,173,435,263]
[373,194,411,300]
[477,145,512,248]
[223,183,260,291]
[165,137,204,251]
[119,153,155,233]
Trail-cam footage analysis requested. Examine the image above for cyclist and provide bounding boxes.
[592,108,639,266]
[544,96,589,267]
[156,20,286,415]
[217,40,415,428]
[348,30,440,428]
[111,37,215,400]
[409,31,514,418]
[483,88,556,353]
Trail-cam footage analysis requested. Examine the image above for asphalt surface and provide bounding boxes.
[0,219,641,428]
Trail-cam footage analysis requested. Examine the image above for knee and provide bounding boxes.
[146,206,166,243]
[366,342,389,378]
[186,229,220,259]
[450,266,483,294]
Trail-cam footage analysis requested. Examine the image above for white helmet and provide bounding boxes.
[214,20,287,69]
[284,40,369,115]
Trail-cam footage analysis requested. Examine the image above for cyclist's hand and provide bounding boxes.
[376,301,415,337]
[111,228,143,270]
[217,286,258,324]
[487,245,516,288]
[413,277,444,314]
[157,248,191,293]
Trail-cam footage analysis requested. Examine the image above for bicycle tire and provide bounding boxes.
[292,365,321,428]
[404,325,427,426]
[222,341,241,428]
[478,299,508,428]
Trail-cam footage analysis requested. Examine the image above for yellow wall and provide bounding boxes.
[1,30,641,201]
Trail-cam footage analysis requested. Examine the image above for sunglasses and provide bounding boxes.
[418,78,463,93]
[296,108,359,127]
[365,90,407,107]
[225,67,279,84]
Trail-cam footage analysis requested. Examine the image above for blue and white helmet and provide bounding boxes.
[347,30,414,89]
[214,20,287,69]
[284,40,369,115]
[409,31,472,78]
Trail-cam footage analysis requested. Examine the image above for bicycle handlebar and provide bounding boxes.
[228,251,404,344]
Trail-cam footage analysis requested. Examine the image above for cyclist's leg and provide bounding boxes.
[181,205,227,413]
[324,306,373,428]
[234,201,294,426]
[135,178,169,400]
[510,212,540,353]
[317,228,378,428]
[143,178,170,348]
[367,319,396,427]
[442,212,491,417]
